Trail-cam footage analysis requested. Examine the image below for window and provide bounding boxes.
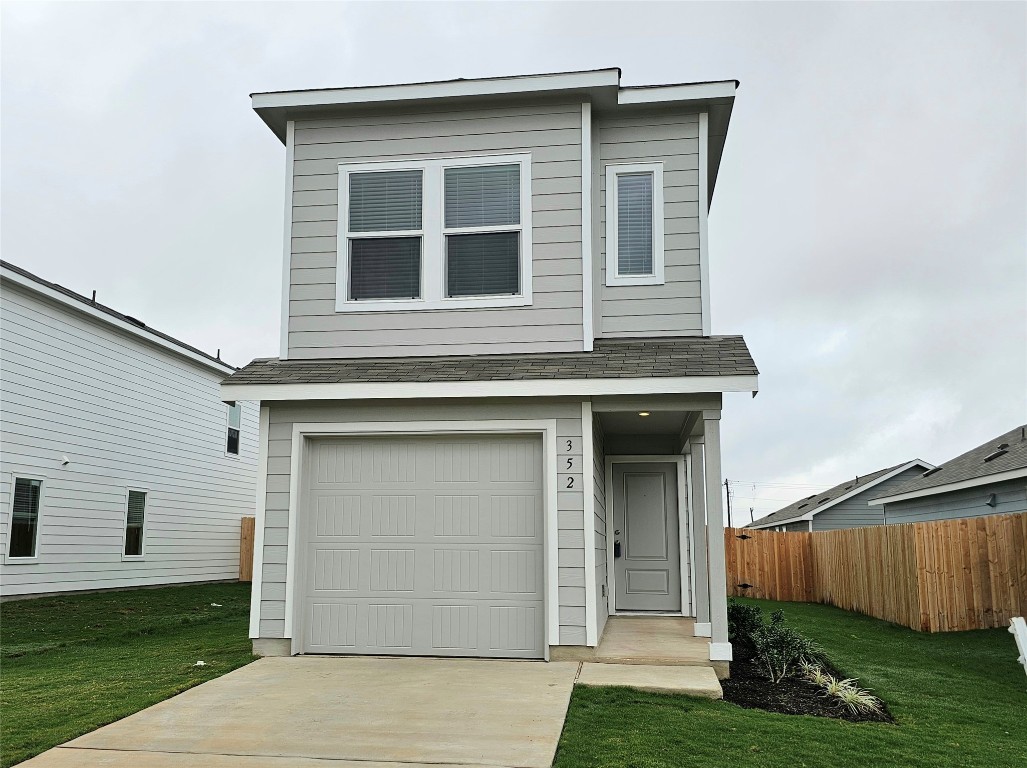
[8,478,42,558]
[124,490,146,557]
[605,162,665,286]
[336,154,532,311]
[226,402,242,456]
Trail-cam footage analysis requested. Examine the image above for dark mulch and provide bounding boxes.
[722,643,895,723]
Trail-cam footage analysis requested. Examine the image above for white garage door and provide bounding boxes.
[301,434,545,658]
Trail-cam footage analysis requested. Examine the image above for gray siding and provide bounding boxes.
[0,283,259,596]
[259,398,587,645]
[592,411,609,639]
[595,111,703,337]
[781,521,809,533]
[884,477,1027,524]
[288,101,584,359]
[812,466,927,531]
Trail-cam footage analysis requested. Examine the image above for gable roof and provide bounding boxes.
[1,260,235,374]
[747,460,932,529]
[869,425,1027,506]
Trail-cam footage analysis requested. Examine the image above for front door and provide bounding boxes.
[612,462,681,612]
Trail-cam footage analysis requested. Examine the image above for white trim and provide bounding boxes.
[1009,617,1027,677]
[749,460,935,527]
[222,374,759,403]
[618,81,737,106]
[281,419,559,659]
[121,487,148,560]
[604,162,665,287]
[693,622,712,638]
[684,448,697,618]
[580,102,594,352]
[248,405,270,639]
[253,69,622,111]
[0,267,234,375]
[581,401,598,646]
[334,154,532,313]
[709,641,733,661]
[676,457,691,617]
[869,466,1027,506]
[4,473,47,563]
[224,402,242,458]
[280,120,294,360]
[698,113,711,336]
[604,455,690,617]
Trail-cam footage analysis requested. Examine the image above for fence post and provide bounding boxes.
[239,516,255,582]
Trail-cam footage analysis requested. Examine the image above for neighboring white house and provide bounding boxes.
[1,260,259,598]
[747,460,934,531]
[222,68,759,671]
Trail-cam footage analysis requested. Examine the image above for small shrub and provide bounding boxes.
[727,600,763,644]
[751,620,822,683]
[820,675,856,697]
[800,660,833,687]
[833,684,884,715]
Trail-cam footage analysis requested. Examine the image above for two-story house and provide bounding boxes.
[221,68,758,673]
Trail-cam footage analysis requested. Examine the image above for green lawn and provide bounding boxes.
[555,598,1026,768]
[0,583,254,767]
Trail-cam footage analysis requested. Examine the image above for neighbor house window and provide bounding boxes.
[336,154,532,312]
[226,402,242,455]
[124,490,146,557]
[605,162,664,286]
[8,478,42,559]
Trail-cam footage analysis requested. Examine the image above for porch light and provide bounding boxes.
[638,411,650,417]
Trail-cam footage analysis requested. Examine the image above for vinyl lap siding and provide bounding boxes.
[258,399,588,645]
[596,111,702,337]
[0,284,259,596]
[812,467,926,531]
[884,478,1027,524]
[288,101,584,359]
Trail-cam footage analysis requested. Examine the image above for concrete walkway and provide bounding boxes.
[22,657,579,768]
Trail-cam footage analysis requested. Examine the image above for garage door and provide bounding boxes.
[301,434,545,658]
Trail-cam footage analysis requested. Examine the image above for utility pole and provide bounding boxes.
[724,478,732,528]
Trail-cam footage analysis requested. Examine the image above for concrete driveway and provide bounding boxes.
[22,656,579,768]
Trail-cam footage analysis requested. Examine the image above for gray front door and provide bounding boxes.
[300,434,545,659]
[612,462,681,612]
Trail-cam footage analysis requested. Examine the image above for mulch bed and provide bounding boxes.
[721,643,895,723]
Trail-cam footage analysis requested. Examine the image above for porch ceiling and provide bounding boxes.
[599,410,689,436]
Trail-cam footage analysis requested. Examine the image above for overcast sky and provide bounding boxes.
[3,1,1025,521]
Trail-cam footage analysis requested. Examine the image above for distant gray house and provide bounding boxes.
[747,460,933,531]
[868,425,1027,524]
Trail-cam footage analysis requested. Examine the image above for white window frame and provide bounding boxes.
[122,487,148,560]
[4,473,46,563]
[335,153,533,312]
[225,402,242,458]
[605,162,665,287]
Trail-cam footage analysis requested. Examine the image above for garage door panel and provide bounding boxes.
[302,435,545,658]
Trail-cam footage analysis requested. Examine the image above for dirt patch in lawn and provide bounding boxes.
[722,644,895,724]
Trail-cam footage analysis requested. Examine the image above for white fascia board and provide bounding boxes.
[252,69,621,111]
[1,267,235,376]
[618,81,737,106]
[220,374,759,403]
[868,466,1027,506]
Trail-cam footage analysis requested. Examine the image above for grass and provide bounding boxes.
[554,598,1026,768]
[0,582,254,767]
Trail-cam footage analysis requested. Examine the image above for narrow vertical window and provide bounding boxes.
[8,478,42,558]
[124,490,146,557]
[605,163,665,286]
[226,402,241,455]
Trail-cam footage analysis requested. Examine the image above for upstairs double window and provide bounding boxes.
[605,162,665,286]
[337,154,532,311]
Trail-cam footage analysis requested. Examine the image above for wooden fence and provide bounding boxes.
[726,511,1027,632]
[239,516,255,582]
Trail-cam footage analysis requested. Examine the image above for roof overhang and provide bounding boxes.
[220,373,758,404]
[868,466,1027,506]
[1,264,235,376]
[748,460,934,529]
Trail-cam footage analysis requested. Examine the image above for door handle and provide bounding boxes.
[613,540,622,559]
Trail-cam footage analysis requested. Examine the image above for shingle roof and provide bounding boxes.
[748,462,915,528]
[869,425,1027,501]
[1,260,234,371]
[225,336,758,386]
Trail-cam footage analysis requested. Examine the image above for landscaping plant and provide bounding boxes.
[750,609,822,683]
[727,599,765,643]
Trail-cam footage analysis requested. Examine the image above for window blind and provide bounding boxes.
[446,232,519,297]
[127,491,146,527]
[617,172,654,275]
[9,478,41,558]
[444,164,520,228]
[125,490,146,556]
[349,170,422,232]
[350,237,421,300]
